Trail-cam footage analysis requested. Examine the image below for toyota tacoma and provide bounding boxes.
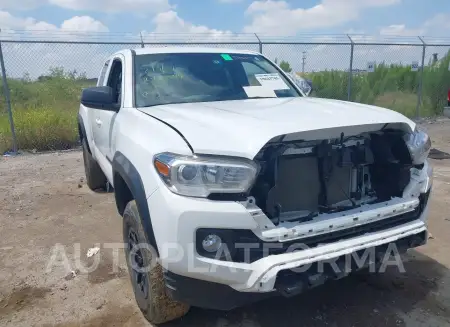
[78,47,433,324]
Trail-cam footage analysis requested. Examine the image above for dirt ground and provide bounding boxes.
[2,119,450,327]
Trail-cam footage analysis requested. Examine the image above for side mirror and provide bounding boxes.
[81,86,117,111]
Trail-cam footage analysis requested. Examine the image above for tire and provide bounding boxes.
[82,138,107,191]
[123,201,190,324]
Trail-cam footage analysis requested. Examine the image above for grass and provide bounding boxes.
[0,53,449,153]
[372,91,434,118]
[306,50,450,118]
[0,107,79,152]
[0,68,93,153]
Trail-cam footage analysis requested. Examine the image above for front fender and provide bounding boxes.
[112,151,159,253]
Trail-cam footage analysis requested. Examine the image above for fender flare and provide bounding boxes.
[77,114,90,153]
[112,151,159,253]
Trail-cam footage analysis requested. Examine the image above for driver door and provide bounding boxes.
[92,55,124,161]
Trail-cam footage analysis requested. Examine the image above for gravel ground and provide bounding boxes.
[2,119,450,327]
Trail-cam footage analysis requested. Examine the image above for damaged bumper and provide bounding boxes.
[151,159,432,304]
[164,227,428,310]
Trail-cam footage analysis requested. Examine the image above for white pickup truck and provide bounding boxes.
[78,47,433,324]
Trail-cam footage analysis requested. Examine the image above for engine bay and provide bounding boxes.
[249,129,415,226]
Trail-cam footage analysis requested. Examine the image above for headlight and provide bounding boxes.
[404,126,431,165]
[153,153,259,197]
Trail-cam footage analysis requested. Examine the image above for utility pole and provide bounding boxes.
[302,51,306,74]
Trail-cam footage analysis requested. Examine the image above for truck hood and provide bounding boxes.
[138,97,415,159]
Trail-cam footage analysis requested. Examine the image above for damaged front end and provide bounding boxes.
[240,122,432,253]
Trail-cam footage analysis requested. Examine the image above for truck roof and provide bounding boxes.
[115,47,260,56]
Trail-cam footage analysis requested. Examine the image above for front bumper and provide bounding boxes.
[163,230,427,310]
[147,161,432,302]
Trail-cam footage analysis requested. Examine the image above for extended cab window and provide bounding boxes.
[97,60,110,86]
[134,53,301,107]
[107,60,123,106]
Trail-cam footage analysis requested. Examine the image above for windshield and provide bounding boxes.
[134,52,302,107]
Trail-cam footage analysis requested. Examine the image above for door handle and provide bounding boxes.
[95,118,102,126]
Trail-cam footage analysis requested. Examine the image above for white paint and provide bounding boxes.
[138,96,414,159]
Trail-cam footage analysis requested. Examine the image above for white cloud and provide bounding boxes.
[0,10,108,35]
[379,24,422,36]
[60,16,109,32]
[0,10,57,30]
[246,0,288,14]
[423,13,450,31]
[380,13,450,36]
[152,10,232,36]
[243,0,401,35]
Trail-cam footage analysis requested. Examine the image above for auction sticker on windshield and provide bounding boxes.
[255,73,290,90]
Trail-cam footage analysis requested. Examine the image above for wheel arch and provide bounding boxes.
[112,151,159,254]
[77,114,91,153]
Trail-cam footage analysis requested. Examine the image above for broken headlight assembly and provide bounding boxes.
[404,126,431,165]
[153,152,258,197]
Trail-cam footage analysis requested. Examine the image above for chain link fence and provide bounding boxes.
[1,33,450,153]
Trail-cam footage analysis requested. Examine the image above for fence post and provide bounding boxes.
[254,33,263,54]
[416,36,426,119]
[139,32,145,48]
[347,35,354,101]
[0,40,18,154]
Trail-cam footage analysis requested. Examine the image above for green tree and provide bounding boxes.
[279,60,292,73]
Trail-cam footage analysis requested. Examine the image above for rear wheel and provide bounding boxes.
[123,201,190,324]
[82,138,107,191]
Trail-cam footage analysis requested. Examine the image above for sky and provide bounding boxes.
[1,0,450,77]
[1,0,450,37]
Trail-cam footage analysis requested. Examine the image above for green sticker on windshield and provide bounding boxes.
[221,54,233,61]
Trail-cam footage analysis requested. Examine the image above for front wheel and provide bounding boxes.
[123,201,190,324]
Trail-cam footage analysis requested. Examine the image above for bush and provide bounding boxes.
[0,107,79,153]
[306,50,450,117]
[0,67,94,153]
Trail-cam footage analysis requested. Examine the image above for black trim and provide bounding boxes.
[112,151,159,254]
[164,270,273,310]
[207,192,248,201]
[77,114,90,152]
[130,49,136,108]
[137,110,195,153]
[274,231,427,297]
[165,231,427,310]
